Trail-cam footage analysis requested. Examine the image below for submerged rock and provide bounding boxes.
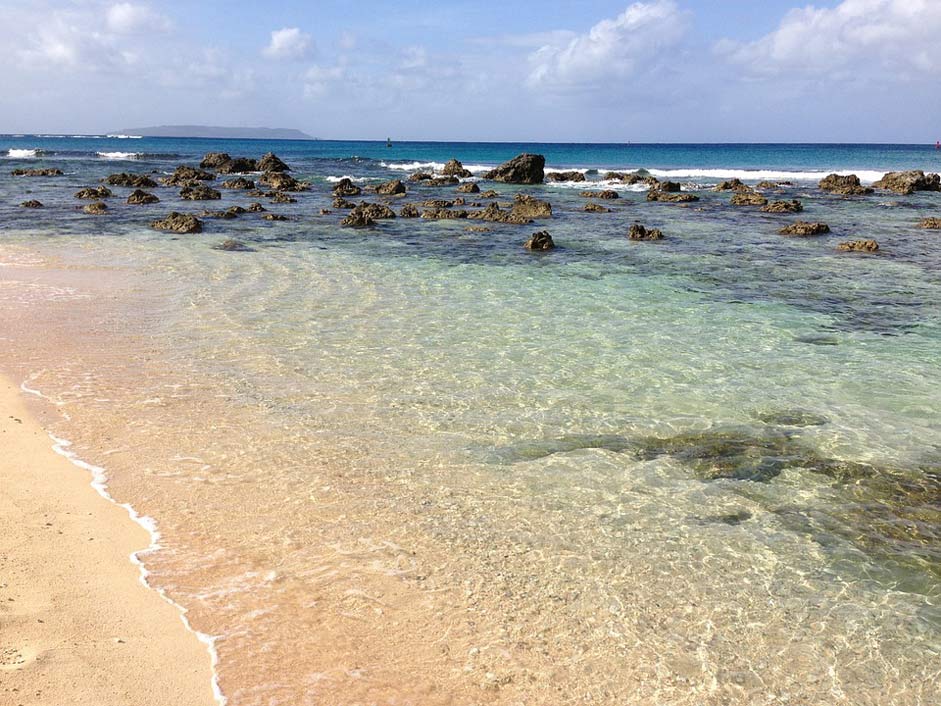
[628,223,664,240]
[483,153,545,184]
[457,182,480,194]
[332,197,356,209]
[441,158,472,178]
[332,178,362,197]
[584,202,611,213]
[354,202,396,220]
[269,192,296,204]
[872,170,941,195]
[399,204,421,218]
[524,230,555,251]
[479,189,499,199]
[82,201,108,215]
[714,178,751,192]
[75,186,112,199]
[819,173,873,195]
[211,239,254,252]
[730,192,768,206]
[105,172,157,188]
[408,172,433,182]
[263,213,288,221]
[422,208,468,220]
[837,239,880,252]
[340,208,375,228]
[127,189,159,205]
[257,152,290,172]
[151,212,202,233]
[375,178,407,196]
[511,194,552,219]
[467,202,529,224]
[756,409,829,427]
[180,185,221,200]
[247,202,266,212]
[779,221,831,236]
[162,165,215,186]
[760,199,803,213]
[20,199,43,208]
[918,217,941,229]
[647,190,698,203]
[11,168,62,177]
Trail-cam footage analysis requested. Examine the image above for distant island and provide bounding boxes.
[115,125,315,140]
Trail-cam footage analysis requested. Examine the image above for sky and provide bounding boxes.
[1,0,939,142]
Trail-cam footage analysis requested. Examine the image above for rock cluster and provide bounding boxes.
[837,239,879,252]
[221,177,255,190]
[82,201,108,215]
[11,168,63,177]
[730,192,768,206]
[760,200,803,213]
[20,200,43,208]
[75,186,112,199]
[580,190,619,199]
[127,189,159,205]
[258,153,290,172]
[180,185,221,200]
[918,217,941,229]
[332,178,362,197]
[106,173,157,188]
[163,166,215,187]
[714,179,751,192]
[510,194,552,219]
[212,239,254,252]
[584,202,611,213]
[872,170,940,195]
[375,179,406,196]
[260,172,307,192]
[819,174,873,196]
[545,171,586,183]
[628,224,664,240]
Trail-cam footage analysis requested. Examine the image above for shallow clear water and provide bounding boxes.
[1,138,940,704]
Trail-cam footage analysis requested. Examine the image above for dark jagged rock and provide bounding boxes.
[511,194,552,219]
[730,192,768,206]
[467,202,532,225]
[127,189,159,205]
[760,199,803,213]
[872,170,941,195]
[779,221,831,236]
[180,185,221,200]
[212,239,254,252]
[756,180,785,190]
[714,178,751,192]
[429,176,459,186]
[20,200,43,208]
[247,202,266,212]
[837,239,879,252]
[657,181,682,193]
[580,190,619,199]
[524,230,555,251]
[457,182,480,193]
[11,168,63,177]
[483,153,545,184]
[263,213,288,221]
[584,202,611,213]
[228,206,247,215]
[422,199,455,208]
[819,173,873,195]
[151,212,202,233]
[162,166,215,186]
[340,208,375,227]
[375,178,407,196]
[201,209,239,220]
[105,172,157,188]
[82,201,108,215]
[647,190,699,203]
[480,190,499,199]
[333,197,356,209]
[257,152,290,172]
[354,202,396,220]
[75,186,112,199]
[422,208,469,220]
[221,177,255,190]
[399,204,421,218]
[332,178,362,196]
[919,217,941,229]
[607,171,659,186]
[261,172,307,192]
[545,171,586,183]
[442,159,472,178]
[200,152,231,169]
[628,224,664,240]
[217,157,258,174]
[269,192,296,204]
[408,172,432,182]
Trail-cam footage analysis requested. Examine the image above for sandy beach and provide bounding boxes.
[0,375,216,706]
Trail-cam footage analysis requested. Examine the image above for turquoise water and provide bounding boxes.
[2,137,940,704]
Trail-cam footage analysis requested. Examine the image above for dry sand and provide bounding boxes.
[0,375,217,706]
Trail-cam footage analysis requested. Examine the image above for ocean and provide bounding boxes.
[1,135,940,705]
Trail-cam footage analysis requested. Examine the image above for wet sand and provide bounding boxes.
[0,375,217,706]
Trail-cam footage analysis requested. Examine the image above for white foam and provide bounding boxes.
[325,175,369,183]
[97,151,143,160]
[20,376,227,706]
[605,167,888,184]
[107,134,143,139]
[8,148,38,158]
[544,178,649,192]
[380,160,445,172]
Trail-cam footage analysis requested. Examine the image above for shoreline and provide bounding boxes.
[0,374,219,706]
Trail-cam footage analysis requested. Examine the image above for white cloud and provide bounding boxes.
[527,0,690,89]
[263,27,314,60]
[720,0,941,77]
[106,3,171,34]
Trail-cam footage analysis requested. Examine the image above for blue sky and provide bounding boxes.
[2,0,939,142]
